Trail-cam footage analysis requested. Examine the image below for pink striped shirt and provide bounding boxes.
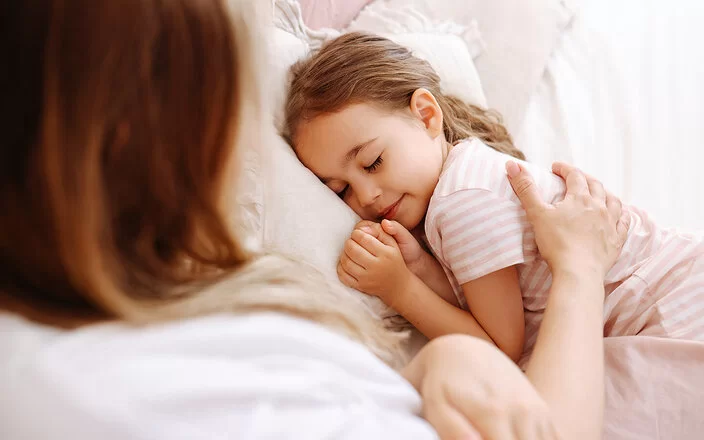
[424,139,704,364]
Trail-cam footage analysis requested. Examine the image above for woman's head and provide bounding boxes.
[286,32,524,231]
[0,1,406,367]
[0,0,249,322]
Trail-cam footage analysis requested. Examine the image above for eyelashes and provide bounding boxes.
[364,155,383,172]
[336,154,384,198]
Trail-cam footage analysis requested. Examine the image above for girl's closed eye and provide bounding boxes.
[364,155,383,172]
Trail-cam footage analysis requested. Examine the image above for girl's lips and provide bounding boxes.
[379,196,404,220]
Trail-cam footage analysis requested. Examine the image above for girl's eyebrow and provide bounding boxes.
[320,137,380,184]
[342,137,378,167]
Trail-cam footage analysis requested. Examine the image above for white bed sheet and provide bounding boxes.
[517,0,704,231]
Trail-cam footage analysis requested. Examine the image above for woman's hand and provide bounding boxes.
[506,161,629,279]
[336,222,411,307]
[403,335,560,440]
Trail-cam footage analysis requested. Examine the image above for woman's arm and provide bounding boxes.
[525,267,604,440]
[506,161,628,440]
[400,162,626,440]
[403,334,559,440]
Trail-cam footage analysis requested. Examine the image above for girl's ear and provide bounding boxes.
[409,88,444,138]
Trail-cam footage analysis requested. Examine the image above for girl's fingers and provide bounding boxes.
[344,237,375,268]
[336,263,358,288]
[339,254,365,279]
[351,229,387,256]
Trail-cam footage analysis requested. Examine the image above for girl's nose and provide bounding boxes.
[355,181,381,208]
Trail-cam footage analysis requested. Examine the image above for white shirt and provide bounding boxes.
[0,312,436,439]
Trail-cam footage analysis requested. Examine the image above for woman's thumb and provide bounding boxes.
[506,161,544,213]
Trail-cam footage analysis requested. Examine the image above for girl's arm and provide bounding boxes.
[408,251,458,307]
[376,219,525,361]
[337,229,493,344]
[404,260,526,364]
[461,267,525,363]
[392,272,493,343]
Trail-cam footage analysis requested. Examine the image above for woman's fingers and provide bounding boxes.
[587,178,606,203]
[605,191,622,221]
[423,401,482,440]
[468,415,515,440]
[617,213,630,248]
[552,162,589,197]
[506,161,548,216]
[606,191,629,248]
[509,410,557,440]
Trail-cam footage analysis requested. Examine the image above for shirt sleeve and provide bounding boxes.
[435,188,530,284]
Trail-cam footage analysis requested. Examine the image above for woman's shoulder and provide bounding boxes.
[0,312,431,439]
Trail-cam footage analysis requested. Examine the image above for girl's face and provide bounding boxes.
[294,94,447,231]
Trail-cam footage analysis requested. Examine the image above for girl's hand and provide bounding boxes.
[403,335,560,440]
[336,225,411,307]
[506,161,629,278]
[354,220,428,276]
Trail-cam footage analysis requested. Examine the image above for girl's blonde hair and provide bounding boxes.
[286,32,524,160]
[0,0,405,367]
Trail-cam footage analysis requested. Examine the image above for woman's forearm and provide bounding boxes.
[524,268,605,440]
[393,274,493,343]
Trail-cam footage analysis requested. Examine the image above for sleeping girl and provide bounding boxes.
[285,32,704,365]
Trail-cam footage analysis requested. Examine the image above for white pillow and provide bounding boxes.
[374,0,578,135]
[262,0,488,319]
[346,3,487,108]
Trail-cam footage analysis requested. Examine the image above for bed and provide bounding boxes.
[263,0,704,438]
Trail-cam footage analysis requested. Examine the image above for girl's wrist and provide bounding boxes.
[406,253,428,277]
[388,270,417,312]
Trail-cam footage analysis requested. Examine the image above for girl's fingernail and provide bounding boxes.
[506,161,520,179]
[360,226,373,234]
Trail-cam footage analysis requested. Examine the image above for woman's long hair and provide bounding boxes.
[0,0,405,366]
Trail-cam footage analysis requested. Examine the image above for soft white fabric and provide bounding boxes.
[517,0,704,230]
[296,0,372,30]
[373,0,578,135]
[346,2,487,108]
[0,312,436,440]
